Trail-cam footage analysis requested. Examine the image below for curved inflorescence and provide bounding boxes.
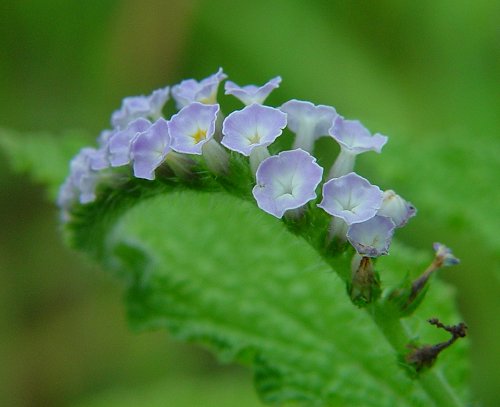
[58,68,442,265]
[56,69,467,401]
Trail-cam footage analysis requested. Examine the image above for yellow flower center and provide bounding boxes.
[192,128,207,144]
[199,94,216,104]
[248,132,261,145]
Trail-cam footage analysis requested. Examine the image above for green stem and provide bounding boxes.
[368,303,464,407]
[418,371,464,407]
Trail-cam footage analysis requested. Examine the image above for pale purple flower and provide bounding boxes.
[318,172,383,225]
[108,118,151,167]
[89,148,109,171]
[130,118,170,180]
[252,149,323,218]
[377,190,416,228]
[330,117,387,154]
[280,100,338,153]
[111,86,169,129]
[90,144,111,171]
[347,216,396,257]
[97,129,113,147]
[90,130,114,170]
[224,76,281,105]
[60,147,101,206]
[328,117,388,178]
[171,68,227,109]
[58,161,101,219]
[149,87,171,117]
[168,103,219,155]
[221,104,287,156]
[78,169,100,204]
[433,243,460,267]
[72,151,100,204]
[57,177,78,213]
[69,147,95,187]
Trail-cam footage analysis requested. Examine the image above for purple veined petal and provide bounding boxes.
[318,172,383,225]
[377,189,417,228]
[168,103,220,155]
[108,118,151,167]
[130,118,171,180]
[221,104,287,156]
[224,76,281,105]
[280,99,338,152]
[329,117,388,154]
[111,86,169,129]
[171,68,227,109]
[347,216,396,257]
[252,149,323,218]
[433,242,460,267]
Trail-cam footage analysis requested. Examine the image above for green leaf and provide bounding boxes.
[0,127,90,198]
[65,174,468,406]
[0,124,469,406]
[0,130,469,404]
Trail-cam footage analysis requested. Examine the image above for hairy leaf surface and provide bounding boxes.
[1,133,469,406]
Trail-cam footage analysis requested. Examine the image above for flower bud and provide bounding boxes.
[378,190,416,228]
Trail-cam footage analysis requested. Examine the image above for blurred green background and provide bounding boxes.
[0,0,498,406]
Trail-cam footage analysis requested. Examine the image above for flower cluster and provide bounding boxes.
[59,68,417,258]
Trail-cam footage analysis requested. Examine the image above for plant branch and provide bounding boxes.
[369,304,465,407]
